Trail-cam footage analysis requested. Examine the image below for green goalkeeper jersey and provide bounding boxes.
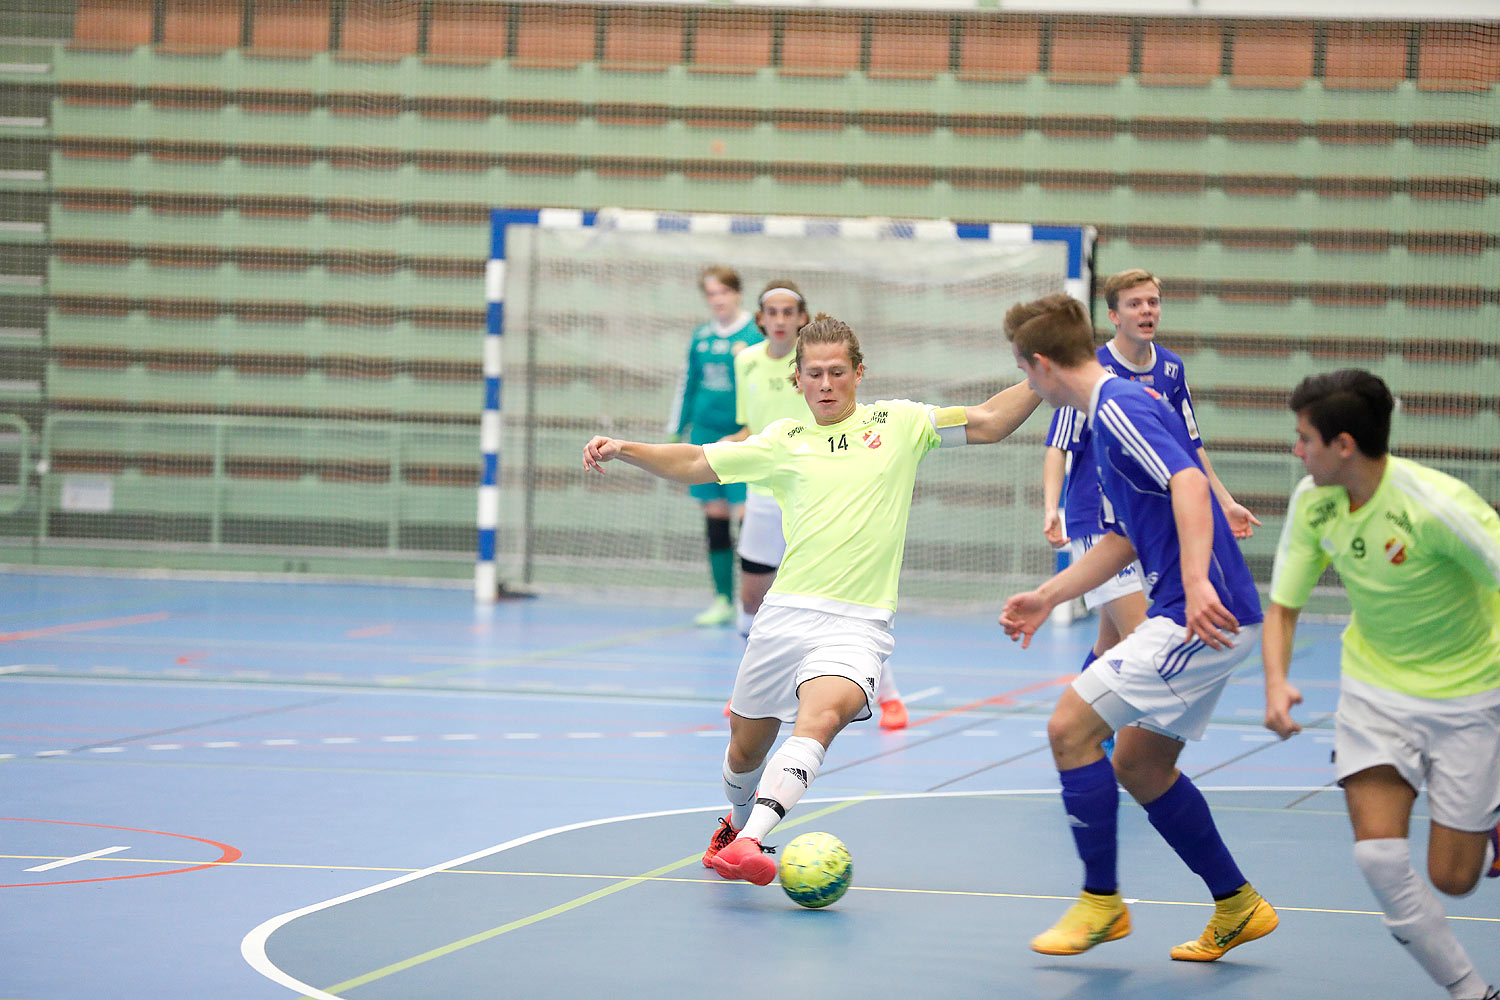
[703,399,963,620]
[667,312,762,439]
[1270,455,1500,700]
[733,342,808,499]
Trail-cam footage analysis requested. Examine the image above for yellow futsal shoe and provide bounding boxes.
[1171,884,1278,962]
[1030,890,1131,956]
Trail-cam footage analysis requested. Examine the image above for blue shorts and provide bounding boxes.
[687,426,746,504]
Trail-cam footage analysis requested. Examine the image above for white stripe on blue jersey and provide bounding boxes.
[1097,399,1174,488]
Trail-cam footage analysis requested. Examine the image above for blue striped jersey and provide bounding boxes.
[1047,342,1201,538]
[1088,374,1262,628]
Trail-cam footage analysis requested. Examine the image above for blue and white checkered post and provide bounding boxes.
[478,208,1094,602]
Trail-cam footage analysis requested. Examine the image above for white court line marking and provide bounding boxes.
[440,734,478,741]
[26,845,129,872]
[901,686,943,703]
[241,786,1335,1000]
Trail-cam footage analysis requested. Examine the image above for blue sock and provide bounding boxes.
[1059,757,1119,895]
[1144,773,1246,899]
[1081,648,1099,672]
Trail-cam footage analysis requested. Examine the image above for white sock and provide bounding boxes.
[737,609,755,637]
[1354,838,1480,995]
[739,735,825,841]
[875,664,900,703]
[721,750,765,831]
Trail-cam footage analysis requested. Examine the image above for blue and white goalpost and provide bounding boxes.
[478,208,1094,603]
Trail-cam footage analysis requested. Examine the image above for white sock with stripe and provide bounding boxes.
[1354,838,1484,998]
[739,735,825,842]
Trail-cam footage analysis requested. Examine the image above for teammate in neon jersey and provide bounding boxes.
[1263,369,1499,1000]
[726,280,908,730]
[1042,269,1259,680]
[667,266,763,627]
[999,292,1277,962]
[585,312,1041,885]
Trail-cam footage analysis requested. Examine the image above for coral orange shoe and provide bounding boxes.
[710,836,777,885]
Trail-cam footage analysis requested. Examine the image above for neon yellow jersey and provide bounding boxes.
[733,342,810,499]
[1270,456,1500,699]
[703,399,952,619]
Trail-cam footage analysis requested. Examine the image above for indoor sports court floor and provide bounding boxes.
[1,570,1495,999]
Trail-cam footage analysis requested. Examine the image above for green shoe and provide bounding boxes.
[694,595,735,627]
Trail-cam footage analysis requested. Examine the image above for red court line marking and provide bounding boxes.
[909,674,1076,727]
[0,817,241,889]
[0,611,171,644]
[346,623,394,639]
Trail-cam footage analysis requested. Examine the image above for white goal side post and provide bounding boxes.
[477,207,1094,603]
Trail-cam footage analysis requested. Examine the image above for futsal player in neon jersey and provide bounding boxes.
[725,280,908,730]
[584,312,1041,885]
[1263,370,1499,1000]
[999,292,1278,961]
[1042,270,1258,681]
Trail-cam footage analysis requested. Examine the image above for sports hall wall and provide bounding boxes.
[0,1,1495,585]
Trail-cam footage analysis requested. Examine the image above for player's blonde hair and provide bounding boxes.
[1004,293,1094,367]
[1103,268,1161,311]
[790,313,863,386]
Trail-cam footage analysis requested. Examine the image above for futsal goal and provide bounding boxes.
[479,208,1094,607]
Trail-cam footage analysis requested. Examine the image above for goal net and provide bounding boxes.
[484,209,1093,608]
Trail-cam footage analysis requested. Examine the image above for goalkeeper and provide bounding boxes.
[584,312,1040,885]
[667,266,763,627]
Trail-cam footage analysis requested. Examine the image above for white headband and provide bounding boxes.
[759,287,805,306]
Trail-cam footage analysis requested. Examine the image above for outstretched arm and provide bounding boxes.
[999,532,1137,648]
[963,382,1043,445]
[583,437,718,484]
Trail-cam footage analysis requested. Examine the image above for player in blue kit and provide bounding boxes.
[1042,269,1259,677]
[1000,292,1277,961]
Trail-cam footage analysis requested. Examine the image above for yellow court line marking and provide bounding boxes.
[311,797,869,997]
[9,850,1497,928]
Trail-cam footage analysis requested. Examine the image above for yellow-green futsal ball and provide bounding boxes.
[778,832,853,909]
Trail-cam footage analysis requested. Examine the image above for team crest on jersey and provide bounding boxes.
[1164,362,1180,379]
[1384,538,1407,565]
[862,429,882,449]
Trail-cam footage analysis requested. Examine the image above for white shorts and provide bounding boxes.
[1333,680,1500,833]
[737,491,786,569]
[730,604,892,724]
[1073,616,1263,742]
[1069,534,1144,611]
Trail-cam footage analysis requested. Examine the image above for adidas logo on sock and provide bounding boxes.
[784,767,809,787]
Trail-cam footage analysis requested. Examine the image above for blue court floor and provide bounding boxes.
[0,570,1494,999]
